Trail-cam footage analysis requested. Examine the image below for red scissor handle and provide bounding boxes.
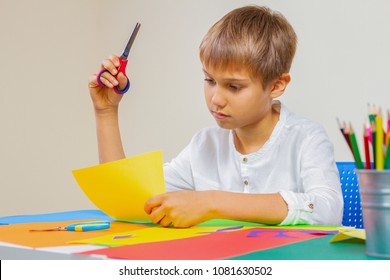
[97,56,130,94]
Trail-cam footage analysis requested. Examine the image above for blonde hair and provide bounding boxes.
[199,5,297,88]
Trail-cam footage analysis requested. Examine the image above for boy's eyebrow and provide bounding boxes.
[202,69,250,83]
[202,69,213,77]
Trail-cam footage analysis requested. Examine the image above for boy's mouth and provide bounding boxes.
[212,111,229,119]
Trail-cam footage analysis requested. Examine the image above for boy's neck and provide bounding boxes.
[232,106,280,155]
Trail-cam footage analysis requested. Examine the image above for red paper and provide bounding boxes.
[79,228,328,260]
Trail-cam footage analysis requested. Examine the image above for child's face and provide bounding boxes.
[203,66,276,131]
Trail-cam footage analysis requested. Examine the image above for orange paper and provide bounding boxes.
[0,220,147,248]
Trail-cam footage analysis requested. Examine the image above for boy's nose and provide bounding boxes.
[211,87,227,107]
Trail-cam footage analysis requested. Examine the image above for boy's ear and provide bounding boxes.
[269,73,291,98]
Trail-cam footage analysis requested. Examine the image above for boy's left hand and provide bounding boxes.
[144,191,214,228]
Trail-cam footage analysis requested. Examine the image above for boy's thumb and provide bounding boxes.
[117,72,129,91]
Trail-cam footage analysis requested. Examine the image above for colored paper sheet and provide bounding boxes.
[199,219,343,231]
[0,220,147,248]
[70,225,252,246]
[198,219,260,227]
[71,223,341,247]
[229,235,375,260]
[79,228,332,260]
[0,210,112,225]
[330,228,366,243]
[72,151,166,222]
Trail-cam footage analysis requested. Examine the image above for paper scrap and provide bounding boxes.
[330,228,366,243]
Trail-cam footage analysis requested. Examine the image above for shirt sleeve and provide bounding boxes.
[278,126,344,226]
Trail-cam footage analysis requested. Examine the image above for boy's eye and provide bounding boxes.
[204,78,216,85]
[229,84,241,91]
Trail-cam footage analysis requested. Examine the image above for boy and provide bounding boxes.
[89,5,343,228]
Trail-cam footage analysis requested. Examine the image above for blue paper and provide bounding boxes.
[0,210,113,224]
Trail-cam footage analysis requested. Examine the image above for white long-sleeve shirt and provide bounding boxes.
[163,102,343,225]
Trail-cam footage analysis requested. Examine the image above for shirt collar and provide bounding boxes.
[230,100,288,158]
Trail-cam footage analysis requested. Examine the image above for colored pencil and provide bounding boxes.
[349,123,364,169]
[363,124,371,169]
[385,138,390,169]
[375,108,384,170]
[368,103,376,124]
[366,122,372,144]
[370,119,377,169]
[338,104,390,170]
[336,117,352,150]
[386,110,390,147]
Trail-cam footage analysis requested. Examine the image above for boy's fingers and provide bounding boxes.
[144,195,163,214]
[88,74,99,88]
[101,58,118,76]
[116,72,128,90]
[98,76,114,88]
[149,207,165,225]
[99,71,119,88]
[109,54,120,68]
[158,216,172,227]
[94,55,124,90]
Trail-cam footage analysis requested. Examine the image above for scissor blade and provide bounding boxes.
[30,227,65,232]
[121,22,141,60]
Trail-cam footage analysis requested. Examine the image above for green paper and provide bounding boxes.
[228,235,383,260]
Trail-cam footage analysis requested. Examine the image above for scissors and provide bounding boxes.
[30,221,110,232]
[97,22,141,94]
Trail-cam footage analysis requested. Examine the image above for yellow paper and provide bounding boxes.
[70,226,252,246]
[330,228,366,243]
[70,225,340,247]
[72,151,166,222]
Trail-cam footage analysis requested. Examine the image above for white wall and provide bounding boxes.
[1,0,390,216]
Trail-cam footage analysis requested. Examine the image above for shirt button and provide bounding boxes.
[243,157,248,163]
[244,180,249,186]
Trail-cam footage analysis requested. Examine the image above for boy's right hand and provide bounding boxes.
[89,55,129,113]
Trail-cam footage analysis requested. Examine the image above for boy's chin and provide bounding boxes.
[215,121,235,130]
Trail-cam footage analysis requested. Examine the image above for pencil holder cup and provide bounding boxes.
[356,170,390,258]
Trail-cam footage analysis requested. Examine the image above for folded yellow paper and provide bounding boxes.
[330,228,366,243]
[72,150,166,222]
